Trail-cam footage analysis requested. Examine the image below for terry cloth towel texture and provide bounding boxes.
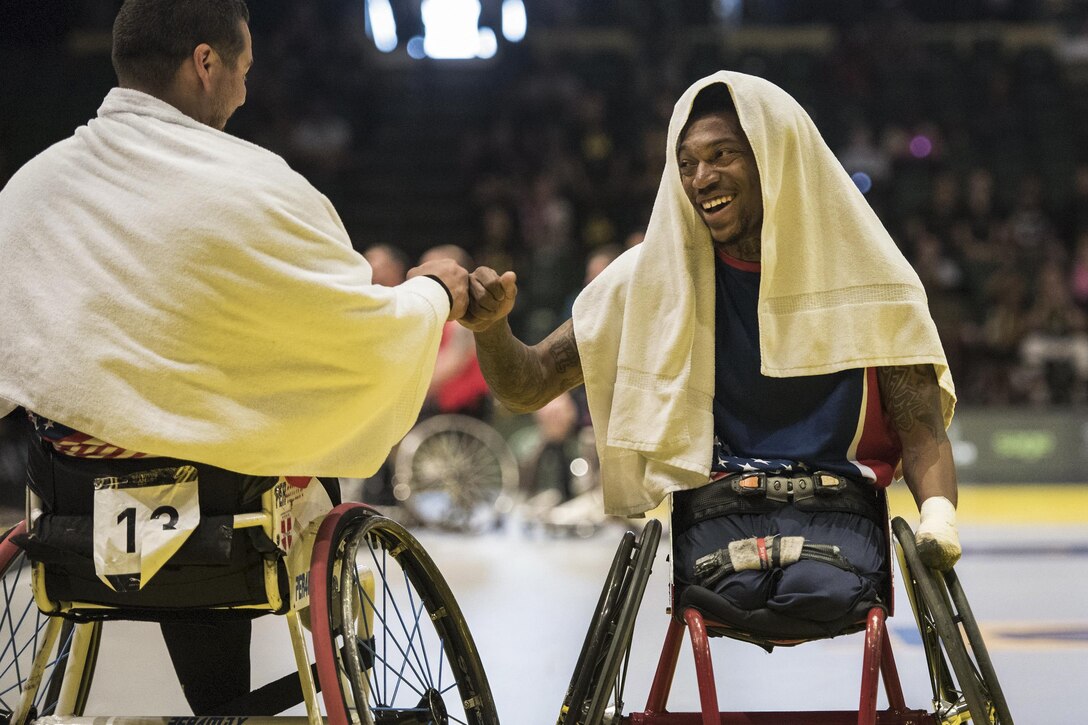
[0,88,448,477]
[572,71,955,517]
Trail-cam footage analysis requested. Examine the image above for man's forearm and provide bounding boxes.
[473,318,584,413]
[901,436,958,508]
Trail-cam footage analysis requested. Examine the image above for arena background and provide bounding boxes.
[1,0,1086,721]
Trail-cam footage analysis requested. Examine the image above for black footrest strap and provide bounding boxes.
[212,662,322,715]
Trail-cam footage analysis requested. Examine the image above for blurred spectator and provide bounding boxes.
[961,265,1031,403]
[286,96,354,180]
[419,244,491,419]
[364,243,410,286]
[1070,230,1088,310]
[837,119,891,187]
[1058,162,1088,242]
[1020,261,1088,404]
[520,391,582,502]
[1007,173,1058,265]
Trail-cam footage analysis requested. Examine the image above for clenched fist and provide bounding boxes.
[407,258,470,321]
[460,267,517,332]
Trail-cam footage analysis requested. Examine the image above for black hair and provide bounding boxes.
[680,83,738,142]
[112,0,250,93]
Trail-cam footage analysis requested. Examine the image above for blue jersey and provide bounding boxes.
[712,251,900,487]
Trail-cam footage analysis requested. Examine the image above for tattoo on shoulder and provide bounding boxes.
[878,365,945,441]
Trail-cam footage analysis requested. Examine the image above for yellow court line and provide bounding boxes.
[887,485,1088,525]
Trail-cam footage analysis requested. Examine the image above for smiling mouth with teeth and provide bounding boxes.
[701,194,735,213]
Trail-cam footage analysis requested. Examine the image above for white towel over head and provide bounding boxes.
[573,71,955,517]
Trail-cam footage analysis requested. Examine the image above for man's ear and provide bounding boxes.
[191,43,215,92]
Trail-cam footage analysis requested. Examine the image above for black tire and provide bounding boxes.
[892,517,1012,724]
[559,520,661,725]
[0,523,100,723]
[559,531,635,724]
[311,504,498,724]
[943,567,1013,723]
[393,415,519,532]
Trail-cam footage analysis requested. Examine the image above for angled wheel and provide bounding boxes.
[393,415,518,532]
[892,517,1012,724]
[0,522,100,724]
[310,504,498,725]
[559,520,661,725]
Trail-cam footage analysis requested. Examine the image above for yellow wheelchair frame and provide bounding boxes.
[2,478,498,725]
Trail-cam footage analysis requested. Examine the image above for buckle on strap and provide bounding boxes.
[728,470,852,503]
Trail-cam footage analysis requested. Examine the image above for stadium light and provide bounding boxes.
[367,0,523,60]
[366,0,398,52]
[421,0,486,59]
[502,0,527,42]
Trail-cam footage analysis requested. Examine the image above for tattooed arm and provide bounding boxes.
[472,318,584,414]
[877,364,958,507]
[460,266,584,413]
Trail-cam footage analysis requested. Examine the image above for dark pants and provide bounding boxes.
[673,505,887,622]
[161,617,252,714]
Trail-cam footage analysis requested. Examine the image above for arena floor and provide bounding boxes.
[58,484,1084,723]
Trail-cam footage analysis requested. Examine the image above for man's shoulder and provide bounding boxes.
[1,134,82,195]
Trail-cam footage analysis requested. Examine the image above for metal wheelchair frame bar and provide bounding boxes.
[626,607,933,725]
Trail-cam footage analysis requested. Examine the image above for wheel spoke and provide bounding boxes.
[315,509,496,724]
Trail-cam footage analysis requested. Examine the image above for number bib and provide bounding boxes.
[92,466,200,592]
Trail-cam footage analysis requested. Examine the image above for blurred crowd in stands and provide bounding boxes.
[3,0,1088,420]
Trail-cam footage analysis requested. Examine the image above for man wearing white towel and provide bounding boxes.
[465,72,962,627]
[0,0,471,714]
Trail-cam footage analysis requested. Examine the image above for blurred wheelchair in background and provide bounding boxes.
[391,413,520,533]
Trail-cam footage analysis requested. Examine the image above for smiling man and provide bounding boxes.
[465,72,962,626]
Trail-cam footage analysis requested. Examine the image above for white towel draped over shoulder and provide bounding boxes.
[0,88,448,477]
[573,71,955,517]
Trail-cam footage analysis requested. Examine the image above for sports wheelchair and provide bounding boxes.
[392,414,520,533]
[0,445,498,724]
[558,490,1012,725]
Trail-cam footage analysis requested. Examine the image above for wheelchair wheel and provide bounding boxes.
[558,519,661,725]
[892,517,1012,724]
[0,523,100,724]
[310,504,498,725]
[393,415,518,532]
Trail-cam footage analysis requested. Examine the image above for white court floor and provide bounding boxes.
[78,515,1087,724]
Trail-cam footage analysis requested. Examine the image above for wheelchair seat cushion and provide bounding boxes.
[672,504,889,639]
[679,584,880,647]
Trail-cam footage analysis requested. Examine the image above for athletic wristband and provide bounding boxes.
[422,274,453,310]
[919,496,957,526]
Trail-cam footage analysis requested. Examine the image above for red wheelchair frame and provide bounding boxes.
[558,510,1012,725]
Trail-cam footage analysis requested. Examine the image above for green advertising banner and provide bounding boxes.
[950,407,1088,484]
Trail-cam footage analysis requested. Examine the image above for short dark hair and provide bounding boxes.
[680,83,738,142]
[112,0,250,93]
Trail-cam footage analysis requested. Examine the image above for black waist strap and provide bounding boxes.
[673,470,884,537]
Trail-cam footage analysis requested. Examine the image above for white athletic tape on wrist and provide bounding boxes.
[919,496,957,529]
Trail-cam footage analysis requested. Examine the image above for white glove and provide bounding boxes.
[915,496,961,571]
